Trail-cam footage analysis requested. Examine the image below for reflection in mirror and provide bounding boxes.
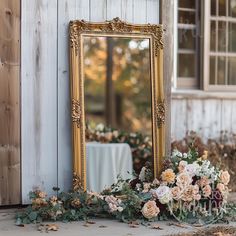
[83,36,153,192]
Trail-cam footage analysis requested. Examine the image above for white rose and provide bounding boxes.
[154,186,172,204]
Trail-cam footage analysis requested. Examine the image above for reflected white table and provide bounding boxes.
[86,142,133,192]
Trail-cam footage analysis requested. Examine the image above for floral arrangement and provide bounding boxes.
[16,146,233,226]
[86,123,152,174]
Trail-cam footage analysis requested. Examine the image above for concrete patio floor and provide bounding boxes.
[0,209,236,236]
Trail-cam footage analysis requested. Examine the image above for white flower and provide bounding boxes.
[185,162,200,177]
[139,167,147,182]
[130,133,137,137]
[183,153,188,159]
[154,186,172,204]
[96,123,104,131]
[112,130,119,138]
[171,150,183,158]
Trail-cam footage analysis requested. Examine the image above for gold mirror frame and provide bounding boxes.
[69,18,165,191]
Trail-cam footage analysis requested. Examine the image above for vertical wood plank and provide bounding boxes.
[221,100,233,133]
[231,100,236,135]
[160,0,174,154]
[121,0,134,22]
[0,0,20,205]
[107,0,122,20]
[21,0,58,203]
[57,0,90,192]
[133,0,147,23]
[186,99,204,138]
[201,99,222,139]
[90,0,107,21]
[171,99,187,140]
[146,0,159,24]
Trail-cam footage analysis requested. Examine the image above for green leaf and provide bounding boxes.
[28,211,38,221]
[15,218,22,226]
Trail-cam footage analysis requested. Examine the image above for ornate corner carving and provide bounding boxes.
[72,99,81,128]
[141,24,164,55]
[73,172,83,192]
[156,101,165,128]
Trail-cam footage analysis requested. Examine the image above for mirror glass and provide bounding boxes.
[83,36,153,192]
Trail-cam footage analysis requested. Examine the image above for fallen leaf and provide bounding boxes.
[46,224,59,231]
[128,222,139,228]
[86,220,96,224]
[168,222,188,228]
[150,224,163,230]
[99,225,108,228]
[16,224,25,227]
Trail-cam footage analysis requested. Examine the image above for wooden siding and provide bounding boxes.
[0,0,20,205]
[21,0,160,203]
[171,96,236,141]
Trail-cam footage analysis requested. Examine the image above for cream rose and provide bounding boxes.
[217,183,225,193]
[202,184,212,197]
[141,200,160,219]
[198,176,210,187]
[176,172,192,188]
[142,183,151,193]
[181,185,199,202]
[220,170,230,185]
[38,191,47,199]
[161,169,176,184]
[171,186,182,200]
[178,160,188,173]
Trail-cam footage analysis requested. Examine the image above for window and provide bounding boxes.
[177,0,236,90]
[205,0,236,89]
[177,0,201,89]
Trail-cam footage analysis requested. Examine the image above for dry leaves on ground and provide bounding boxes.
[150,223,163,230]
[128,221,139,228]
[37,223,59,232]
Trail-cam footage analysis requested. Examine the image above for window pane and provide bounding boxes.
[211,0,216,15]
[210,56,216,84]
[229,22,236,52]
[228,57,236,85]
[178,11,196,24]
[218,56,226,85]
[210,21,216,51]
[178,29,195,49]
[219,0,227,16]
[179,0,196,9]
[218,21,227,52]
[178,54,195,77]
[229,0,236,17]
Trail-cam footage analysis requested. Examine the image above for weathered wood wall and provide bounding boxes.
[21,0,160,203]
[171,95,236,141]
[0,0,20,205]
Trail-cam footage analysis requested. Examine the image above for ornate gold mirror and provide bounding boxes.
[69,18,165,191]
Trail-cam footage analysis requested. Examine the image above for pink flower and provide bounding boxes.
[198,176,210,188]
[141,200,160,219]
[202,185,212,197]
[220,171,230,185]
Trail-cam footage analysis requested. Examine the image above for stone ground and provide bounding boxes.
[0,209,236,236]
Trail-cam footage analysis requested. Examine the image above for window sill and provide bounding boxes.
[171,89,236,99]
